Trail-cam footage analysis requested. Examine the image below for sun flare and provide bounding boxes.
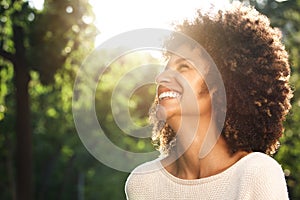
[89,0,230,45]
[30,0,230,45]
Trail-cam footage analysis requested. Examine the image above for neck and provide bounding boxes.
[163,117,248,179]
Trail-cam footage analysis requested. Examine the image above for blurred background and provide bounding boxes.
[0,0,299,199]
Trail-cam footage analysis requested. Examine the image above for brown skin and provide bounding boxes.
[156,45,248,179]
[164,138,248,179]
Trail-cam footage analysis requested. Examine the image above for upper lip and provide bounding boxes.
[157,85,181,99]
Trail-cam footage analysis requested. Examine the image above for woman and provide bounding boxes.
[125,3,292,200]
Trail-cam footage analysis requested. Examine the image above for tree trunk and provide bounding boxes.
[13,25,33,200]
[5,133,17,200]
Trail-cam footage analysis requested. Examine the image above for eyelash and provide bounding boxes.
[178,63,190,71]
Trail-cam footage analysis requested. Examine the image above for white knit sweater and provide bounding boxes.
[125,152,289,200]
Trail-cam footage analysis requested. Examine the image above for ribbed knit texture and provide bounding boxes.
[125,152,289,200]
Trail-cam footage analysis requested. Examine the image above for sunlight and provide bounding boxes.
[30,0,230,46]
[28,0,44,10]
[89,0,230,46]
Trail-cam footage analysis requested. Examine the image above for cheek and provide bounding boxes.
[197,88,212,117]
[192,78,206,97]
[193,79,211,114]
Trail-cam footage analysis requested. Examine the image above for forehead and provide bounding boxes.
[167,45,210,74]
[168,45,207,65]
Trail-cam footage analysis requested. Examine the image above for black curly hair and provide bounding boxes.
[150,3,293,156]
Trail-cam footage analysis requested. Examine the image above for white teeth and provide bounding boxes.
[158,91,181,100]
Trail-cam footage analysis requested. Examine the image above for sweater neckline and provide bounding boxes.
[158,152,258,185]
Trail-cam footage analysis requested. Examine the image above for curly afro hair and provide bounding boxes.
[150,3,293,156]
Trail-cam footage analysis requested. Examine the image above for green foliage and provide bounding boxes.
[29,70,97,199]
[0,0,101,199]
[0,0,19,54]
[0,61,13,121]
[29,49,162,199]
[95,50,162,152]
[0,64,15,200]
[27,0,97,84]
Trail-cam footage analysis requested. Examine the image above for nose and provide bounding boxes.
[155,68,174,84]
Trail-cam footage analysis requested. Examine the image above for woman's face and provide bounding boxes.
[155,45,212,128]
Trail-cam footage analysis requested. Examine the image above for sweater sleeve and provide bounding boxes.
[242,153,289,200]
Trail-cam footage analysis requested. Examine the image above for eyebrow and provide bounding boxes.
[165,57,194,69]
[175,57,186,64]
[175,57,195,66]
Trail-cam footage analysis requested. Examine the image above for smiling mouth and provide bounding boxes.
[158,91,181,101]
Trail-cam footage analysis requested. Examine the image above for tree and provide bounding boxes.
[0,0,96,199]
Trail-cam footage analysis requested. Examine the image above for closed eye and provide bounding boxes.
[177,63,191,72]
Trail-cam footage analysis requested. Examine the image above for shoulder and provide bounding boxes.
[130,158,162,174]
[126,159,162,185]
[237,152,286,180]
[236,152,289,199]
[240,152,285,177]
[125,159,163,199]
[241,152,282,169]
